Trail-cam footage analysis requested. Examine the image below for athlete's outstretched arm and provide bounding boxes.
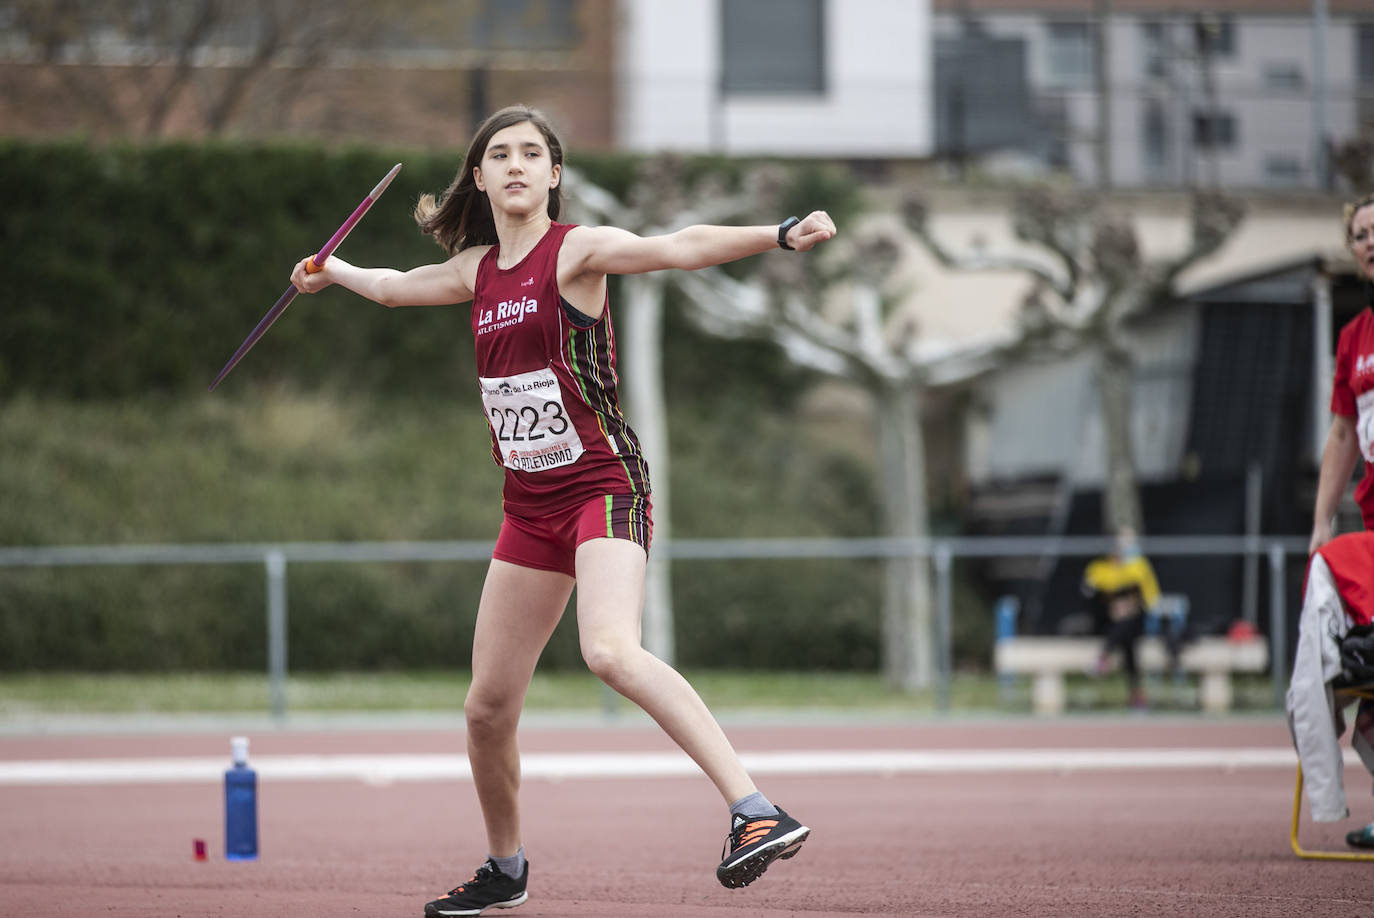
[289,250,479,308]
[568,211,836,278]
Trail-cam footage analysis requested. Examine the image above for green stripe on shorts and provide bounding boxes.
[604,494,614,539]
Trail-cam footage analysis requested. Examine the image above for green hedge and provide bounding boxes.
[0,139,848,401]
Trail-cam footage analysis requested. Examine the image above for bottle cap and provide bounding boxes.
[230,736,250,766]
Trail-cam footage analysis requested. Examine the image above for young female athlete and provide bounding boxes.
[289,104,836,916]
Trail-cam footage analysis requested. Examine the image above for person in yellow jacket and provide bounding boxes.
[1082,527,1162,709]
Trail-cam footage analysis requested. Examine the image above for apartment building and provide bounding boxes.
[932,0,1374,188]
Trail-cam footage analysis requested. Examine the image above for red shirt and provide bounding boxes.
[1331,308,1374,527]
[1315,531,1374,626]
[471,222,649,515]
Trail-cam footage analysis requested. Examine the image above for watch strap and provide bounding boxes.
[777,216,801,250]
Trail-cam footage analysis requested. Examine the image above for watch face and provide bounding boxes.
[779,217,799,249]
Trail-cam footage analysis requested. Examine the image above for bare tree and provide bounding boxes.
[3,0,385,138]
[907,187,1245,535]
[673,182,1243,687]
[670,187,1021,692]
[1331,135,1373,193]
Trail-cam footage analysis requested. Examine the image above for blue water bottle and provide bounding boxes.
[224,736,258,860]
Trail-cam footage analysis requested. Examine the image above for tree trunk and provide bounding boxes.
[876,378,933,690]
[144,0,222,136]
[1096,344,1143,535]
[620,274,675,664]
[204,15,285,134]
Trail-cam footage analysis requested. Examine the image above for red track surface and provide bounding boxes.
[2,717,1372,917]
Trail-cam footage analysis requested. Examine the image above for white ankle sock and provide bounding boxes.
[489,846,525,878]
[729,791,778,819]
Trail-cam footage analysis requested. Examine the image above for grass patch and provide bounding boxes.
[0,670,1284,718]
[0,394,885,673]
[0,392,503,546]
[0,671,914,716]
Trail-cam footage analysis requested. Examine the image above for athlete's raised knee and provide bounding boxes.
[580,638,642,690]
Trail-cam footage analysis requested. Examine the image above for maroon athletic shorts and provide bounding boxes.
[492,493,653,577]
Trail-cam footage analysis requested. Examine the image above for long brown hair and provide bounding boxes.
[414,105,565,255]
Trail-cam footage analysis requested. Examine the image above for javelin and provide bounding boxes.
[207,162,403,391]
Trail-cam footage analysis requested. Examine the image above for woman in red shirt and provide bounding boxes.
[291,105,835,915]
[1311,192,1374,555]
[1308,192,1374,849]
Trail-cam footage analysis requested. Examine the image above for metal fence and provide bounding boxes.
[0,534,1309,719]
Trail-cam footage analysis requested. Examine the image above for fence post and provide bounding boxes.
[934,543,953,713]
[266,550,288,721]
[1268,542,1287,709]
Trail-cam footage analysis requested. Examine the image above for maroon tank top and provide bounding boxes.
[472,222,649,515]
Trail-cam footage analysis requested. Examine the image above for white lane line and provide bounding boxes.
[0,747,1317,786]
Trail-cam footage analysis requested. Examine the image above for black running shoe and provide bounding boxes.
[1347,822,1374,849]
[717,807,809,889]
[424,859,528,916]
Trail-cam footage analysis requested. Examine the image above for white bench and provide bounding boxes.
[994,636,1270,714]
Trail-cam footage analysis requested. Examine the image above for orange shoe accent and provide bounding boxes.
[737,820,780,847]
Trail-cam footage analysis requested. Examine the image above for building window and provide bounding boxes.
[1142,98,1169,178]
[1046,21,1094,88]
[1193,110,1237,149]
[720,0,825,95]
[1264,155,1303,186]
[1359,23,1374,86]
[1262,62,1304,92]
[1141,20,1169,80]
[1194,14,1235,58]
[935,34,1033,155]
[1036,95,1071,168]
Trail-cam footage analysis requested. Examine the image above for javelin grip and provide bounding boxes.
[208,163,402,391]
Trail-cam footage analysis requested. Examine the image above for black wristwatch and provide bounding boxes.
[777,216,801,250]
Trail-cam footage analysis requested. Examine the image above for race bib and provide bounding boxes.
[1359,389,1374,463]
[479,367,585,473]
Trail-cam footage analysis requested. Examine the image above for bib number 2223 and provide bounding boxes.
[479,368,585,472]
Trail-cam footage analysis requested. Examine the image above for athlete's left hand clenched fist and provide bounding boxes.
[787,211,837,252]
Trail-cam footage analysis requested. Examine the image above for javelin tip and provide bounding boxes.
[370,162,403,199]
